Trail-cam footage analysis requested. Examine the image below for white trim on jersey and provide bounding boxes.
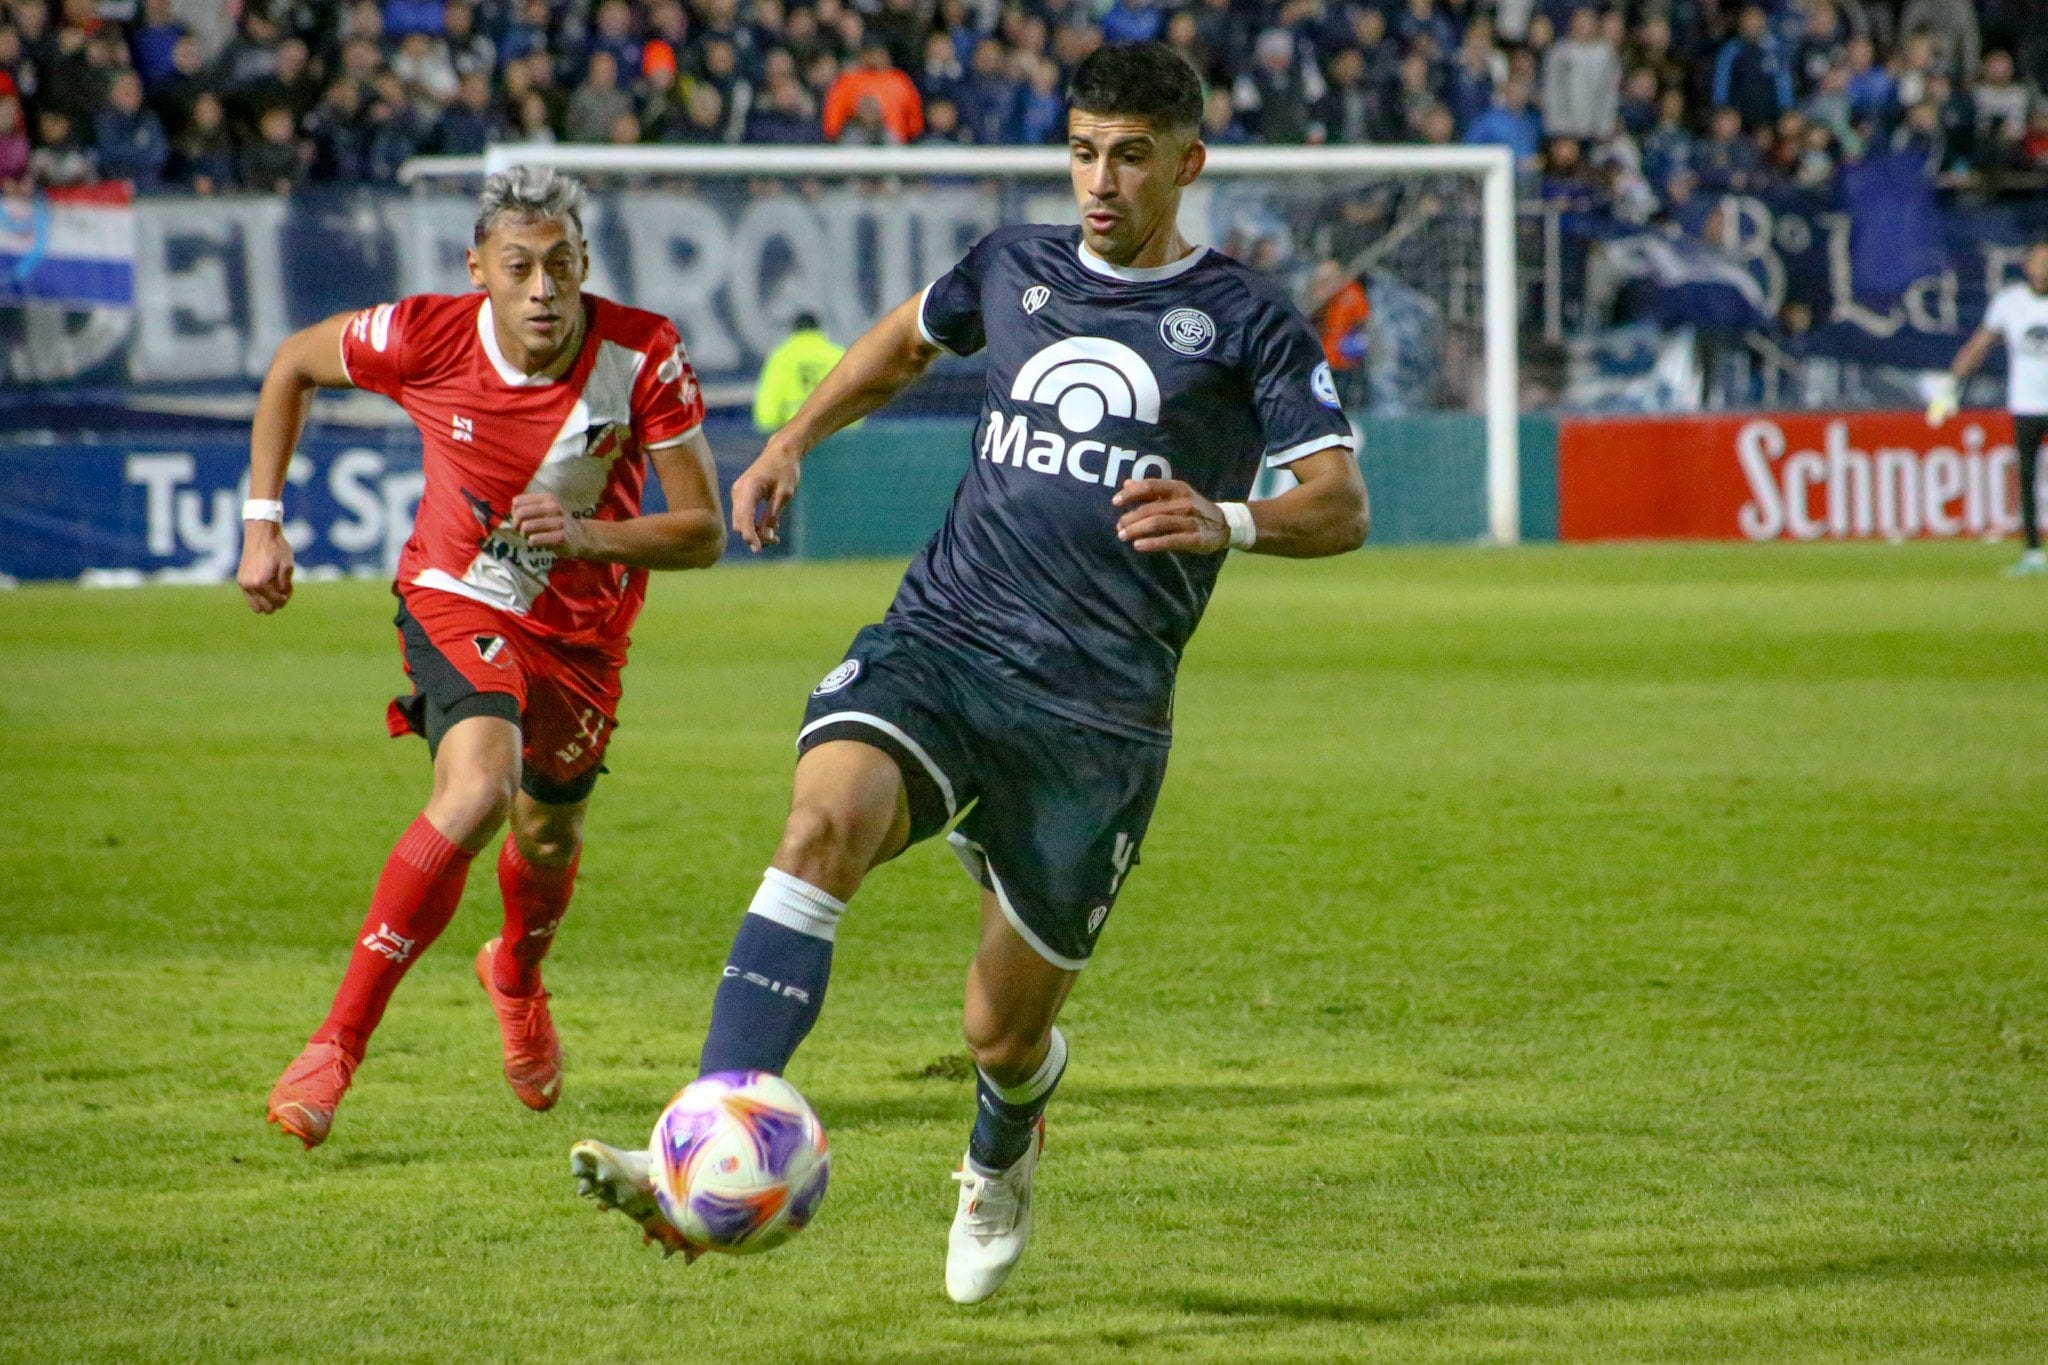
[411,566,530,614]
[645,423,702,450]
[1265,432,1359,468]
[915,281,954,354]
[797,710,958,816]
[1073,242,1210,284]
[947,831,1090,972]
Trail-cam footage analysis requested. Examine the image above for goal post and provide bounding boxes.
[404,142,1520,543]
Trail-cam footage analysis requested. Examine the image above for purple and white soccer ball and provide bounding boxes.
[647,1070,830,1256]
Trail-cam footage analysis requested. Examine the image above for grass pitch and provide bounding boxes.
[2,542,2045,1362]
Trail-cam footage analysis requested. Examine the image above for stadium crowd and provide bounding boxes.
[0,0,2037,209]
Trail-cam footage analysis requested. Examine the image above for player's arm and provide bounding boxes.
[238,311,356,615]
[1929,324,1997,425]
[1113,445,1369,559]
[729,292,940,551]
[509,427,726,570]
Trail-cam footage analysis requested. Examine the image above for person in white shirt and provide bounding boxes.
[1929,236,2048,575]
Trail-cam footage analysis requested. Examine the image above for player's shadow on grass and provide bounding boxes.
[817,1078,1396,1135]
[1166,1244,2048,1327]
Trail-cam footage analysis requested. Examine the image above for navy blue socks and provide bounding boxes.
[697,869,844,1076]
[969,1027,1068,1173]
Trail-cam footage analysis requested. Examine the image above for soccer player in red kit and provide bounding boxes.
[237,167,726,1148]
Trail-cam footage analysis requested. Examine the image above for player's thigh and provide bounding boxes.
[390,590,527,753]
[516,641,622,807]
[425,713,523,847]
[963,887,1077,1068]
[783,739,914,880]
[793,623,980,866]
[951,713,1170,972]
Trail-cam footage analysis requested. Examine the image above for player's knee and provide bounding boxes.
[512,805,584,867]
[774,800,874,889]
[432,768,518,844]
[962,1018,1048,1087]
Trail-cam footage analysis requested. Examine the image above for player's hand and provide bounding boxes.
[1925,389,1959,427]
[237,520,295,614]
[731,445,802,552]
[1112,478,1230,555]
[509,490,590,557]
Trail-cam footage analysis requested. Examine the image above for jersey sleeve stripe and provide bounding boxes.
[645,423,701,450]
[1265,432,1358,467]
[914,282,953,354]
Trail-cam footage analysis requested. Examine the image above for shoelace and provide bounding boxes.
[494,991,556,1062]
[287,1046,356,1093]
[952,1166,1020,1236]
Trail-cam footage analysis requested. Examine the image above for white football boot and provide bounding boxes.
[569,1139,696,1259]
[2004,549,2047,577]
[945,1119,1044,1304]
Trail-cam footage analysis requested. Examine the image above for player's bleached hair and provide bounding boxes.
[474,165,587,247]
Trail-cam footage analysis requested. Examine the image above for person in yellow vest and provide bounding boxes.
[753,312,848,433]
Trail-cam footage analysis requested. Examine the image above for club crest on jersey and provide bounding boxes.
[473,634,508,664]
[1311,361,1341,409]
[812,659,861,696]
[1159,307,1215,357]
[583,421,633,466]
[1022,285,1050,315]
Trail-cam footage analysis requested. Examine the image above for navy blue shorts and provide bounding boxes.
[797,622,1169,970]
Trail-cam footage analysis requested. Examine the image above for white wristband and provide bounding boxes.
[1219,500,1257,550]
[242,498,284,524]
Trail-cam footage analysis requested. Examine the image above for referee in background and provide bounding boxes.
[1930,236,2048,577]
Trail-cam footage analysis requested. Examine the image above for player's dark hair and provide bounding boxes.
[1067,42,1204,139]
[792,310,821,330]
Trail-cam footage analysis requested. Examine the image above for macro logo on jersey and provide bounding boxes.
[1009,337,1161,434]
[1158,308,1215,357]
[986,337,1174,488]
[1022,285,1050,315]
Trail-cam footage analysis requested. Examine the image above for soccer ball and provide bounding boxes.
[647,1070,830,1256]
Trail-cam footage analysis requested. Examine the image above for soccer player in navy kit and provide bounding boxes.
[572,42,1369,1300]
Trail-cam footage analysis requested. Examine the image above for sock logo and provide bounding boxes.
[723,964,812,1005]
[361,922,416,963]
[472,634,508,664]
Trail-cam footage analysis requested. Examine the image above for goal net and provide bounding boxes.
[402,143,1519,542]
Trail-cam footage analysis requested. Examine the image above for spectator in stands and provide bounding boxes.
[218,7,286,92]
[306,79,368,180]
[500,0,551,65]
[916,30,964,109]
[236,38,321,130]
[1011,56,1063,144]
[954,37,1014,147]
[1100,0,1163,46]
[1696,104,1765,190]
[150,35,211,138]
[0,84,27,188]
[170,90,235,192]
[589,0,644,77]
[1448,16,1505,129]
[694,35,754,136]
[437,70,501,154]
[1316,47,1382,147]
[1391,46,1439,140]
[834,91,896,145]
[241,105,308,194]
[1792,0,1851,93]
[1464,77,1541,170]
[1543,7,1620,142]
[1844,34,1893,119]
[1200,85,1247,144]
[1714,5,1795,130]
[747,53,821,142]
[362,73,427,181]
[870,0,930,71]
[510,89,556,144]
[442,3,495,81]
[385,0,449,39]
[919,95,967,143]
[566,51,633,143]
[1618,66,1660,136]
[662,82,728,142]
[1398,0,1458,58]
[129,0,185,90]
[753,310,846,431]
[822,38,921,143]
[96,70,168,187]
[29,107,95,187]
[1973,51,2032,166]
[1234,27,1324,145]
[1899,0,1979,83]
[1626,13,1687,98]
[393,30,460,108]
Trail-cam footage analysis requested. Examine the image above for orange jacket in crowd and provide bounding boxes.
[822,66,924,142]
[1318,280,1370,371]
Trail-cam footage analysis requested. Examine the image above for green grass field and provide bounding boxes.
[3,542,2046,1362]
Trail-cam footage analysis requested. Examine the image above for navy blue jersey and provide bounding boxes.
[881,224,1356,742]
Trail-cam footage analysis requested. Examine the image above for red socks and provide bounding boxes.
[494,837,578,997]
[312,816,475,1061]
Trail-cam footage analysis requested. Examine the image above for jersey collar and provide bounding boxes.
[1074,240,1210,284]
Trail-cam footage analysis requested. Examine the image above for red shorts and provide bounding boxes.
[387,587,625,804]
